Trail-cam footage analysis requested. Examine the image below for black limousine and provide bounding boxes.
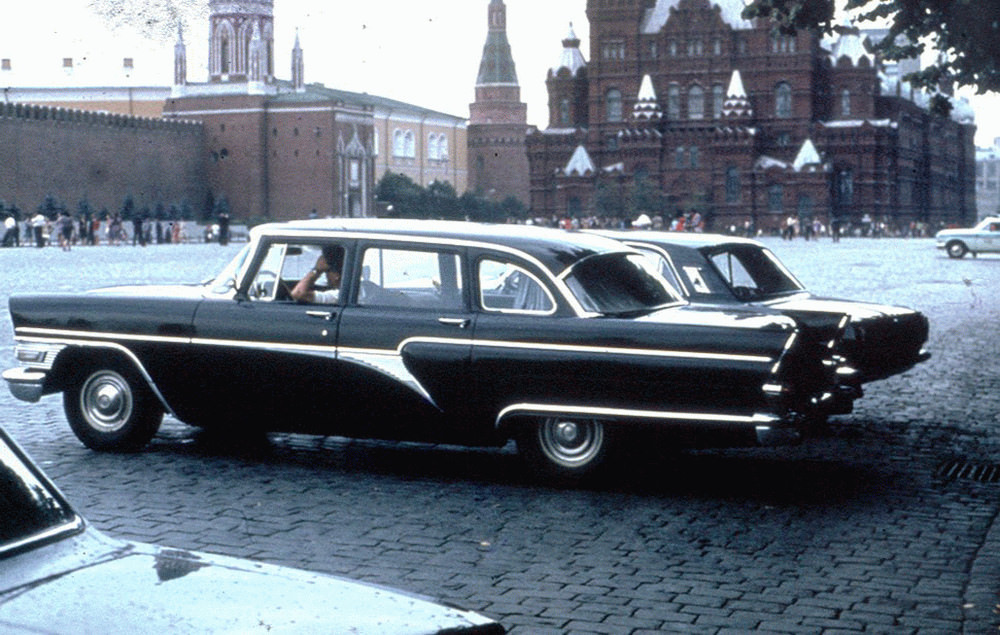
[4,220,860,478]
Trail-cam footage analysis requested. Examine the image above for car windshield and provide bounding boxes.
[702,245,805,300]
[0,432,78,557]
[208,244,252,293]
[563,253,683,316]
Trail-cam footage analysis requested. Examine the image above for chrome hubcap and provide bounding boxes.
[537,418,603,468]
[80,371,133,433]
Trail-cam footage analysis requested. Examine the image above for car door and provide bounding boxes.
[980,221,1000,252]
[184,239,350,430]
[335,242,475,442]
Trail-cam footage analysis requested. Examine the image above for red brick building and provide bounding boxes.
[526,0,977,233]
[162,0,376,220]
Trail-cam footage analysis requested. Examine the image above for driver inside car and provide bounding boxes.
[291,245,344,303]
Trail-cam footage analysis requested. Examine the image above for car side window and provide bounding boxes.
[478,258,555,314]
[248,242,344,303]
[632,246,685,293]
[358,247,463,310]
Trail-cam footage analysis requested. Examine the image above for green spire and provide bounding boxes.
[476,0,518,85]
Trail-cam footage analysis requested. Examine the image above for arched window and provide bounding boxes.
[712,84,725,119]
[559,98,571,126]
[392,129,405,157]
[439,135,448,160]
[688,85,704,120]
[427,133,438,160]
[220,36,230,74]
[675,146,686,169]
[404,130,416,158]
[841,89,851,117]
[689,146,699,168]
[775,82,792,118]
[667,85,681,119]
[725,166,741,202]
[606,89,623,122]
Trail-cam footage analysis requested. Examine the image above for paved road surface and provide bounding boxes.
[1,236,997,633]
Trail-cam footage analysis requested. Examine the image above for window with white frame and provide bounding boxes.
[393,129,405,157]
[404,130,416,158]
[688,85,705,120]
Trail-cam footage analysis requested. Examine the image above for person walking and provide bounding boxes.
[54,212,73,251]
[31,212,47,248]
[2,215,18,247]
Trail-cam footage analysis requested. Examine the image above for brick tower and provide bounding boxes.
[468,0,530,205]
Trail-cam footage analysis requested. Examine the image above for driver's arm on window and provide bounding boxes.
[290,254,330,303]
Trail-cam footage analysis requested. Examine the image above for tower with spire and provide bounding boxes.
[468,0,530,205]
[208,0,274,83]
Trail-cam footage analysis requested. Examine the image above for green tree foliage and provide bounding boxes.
[38,194,62,219]
[120,194,135,221]
[376,172,520,222]
[743,0,1000,115]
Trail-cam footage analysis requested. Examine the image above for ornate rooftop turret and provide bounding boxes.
[633,74,662,121]
[551,23,586,77]
[722,70,753,118]
[208,0,274,83]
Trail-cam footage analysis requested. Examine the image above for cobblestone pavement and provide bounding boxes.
[1,236,998,634]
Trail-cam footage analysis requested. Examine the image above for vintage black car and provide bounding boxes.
[594,230,929,386]
[4,220,859,478]
[0,425,504,634]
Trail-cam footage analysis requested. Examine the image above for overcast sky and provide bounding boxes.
[2,0,997,145]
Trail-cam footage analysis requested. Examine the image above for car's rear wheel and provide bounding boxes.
[517,416,609,480]
[64,362,163,451]
[946,240,968,258]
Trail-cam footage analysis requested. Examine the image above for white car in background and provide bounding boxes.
[936,216,1000,258]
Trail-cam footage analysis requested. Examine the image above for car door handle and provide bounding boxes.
[438,317,470,329]
[306,310,335,321]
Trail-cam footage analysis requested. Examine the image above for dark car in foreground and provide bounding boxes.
[4,219,859,478]
[595,230,929,387]
[0,426,503,634]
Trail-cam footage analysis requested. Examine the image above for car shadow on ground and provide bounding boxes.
[148,420,898,508]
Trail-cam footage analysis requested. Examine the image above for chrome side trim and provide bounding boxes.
[337,348,437,408]
[495,402,782,428]
[466,338,774,364]
[17,327,189,345]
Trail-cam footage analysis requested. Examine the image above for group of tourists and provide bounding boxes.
[0,212,187,249]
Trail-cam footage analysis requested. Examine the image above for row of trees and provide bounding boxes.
[375,173,526,222]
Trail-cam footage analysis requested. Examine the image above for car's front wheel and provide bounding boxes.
[64,363,163,451]
[517,416,610,480]
[946,240,968,258]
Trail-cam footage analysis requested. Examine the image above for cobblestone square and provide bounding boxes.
[1,236,998,633]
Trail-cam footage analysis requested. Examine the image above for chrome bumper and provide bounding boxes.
[2,367,47,403]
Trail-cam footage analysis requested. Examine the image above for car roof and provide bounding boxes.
[252,218,633,275]
[589,229,766,250]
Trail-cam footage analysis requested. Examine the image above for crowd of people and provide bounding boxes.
[1,212,189,249]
